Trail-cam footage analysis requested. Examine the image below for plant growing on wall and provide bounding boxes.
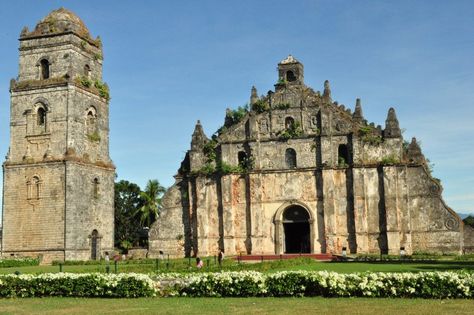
[380,154,399,165]
[87,131,101,142]
[358,125,382,145]
[225,105,248,126]
[75,76,111,101]
[273,103,290,110]
[251,99,269,113]
[278,121,303,140]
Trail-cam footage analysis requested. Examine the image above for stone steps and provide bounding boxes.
[235,253,335,262]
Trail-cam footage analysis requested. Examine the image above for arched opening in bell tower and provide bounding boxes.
[40,59,50,79]
[286,70,296,82]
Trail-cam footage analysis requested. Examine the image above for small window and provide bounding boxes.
[285,148,297,169]
[84,64,91,78]
[40,59,50,79]
[37,107,46,126]
[285,117,294,130]
[338,144,349,166]
[286,70,296,82]
[93,178,99,198]
[27,176,41,200]
[86,110,97,134]
[238,151,247,167]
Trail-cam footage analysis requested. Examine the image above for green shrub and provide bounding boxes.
[87,132,101,142]
[273,103,290,110]
[359,126,383,145]
[380,154,399,165]
[278,121,303,140]
[0,258,39,268]
[75,76,110,101]
[338,156,348,167]
[202,139,218,162]
[225,105,248,126]
[251,99,269,113]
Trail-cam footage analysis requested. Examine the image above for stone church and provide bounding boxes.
[149,55,470,258]
[1,8,115,263]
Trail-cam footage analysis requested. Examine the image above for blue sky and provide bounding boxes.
[0,0,473,215]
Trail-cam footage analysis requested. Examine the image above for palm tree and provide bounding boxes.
[135,179,166,228]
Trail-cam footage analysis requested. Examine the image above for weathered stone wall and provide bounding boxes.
[2,163,66,263]
[9,87,68,163]
[463,225,474,253]
[149,56,468,258]
[19,33,102,82]
[67,87,111,164]
[148,183,187,257]
[64,162,114,260]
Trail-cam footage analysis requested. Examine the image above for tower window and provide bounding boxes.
[37,107,46,126]
[285,148,297,169]
[84,64,91,78]
[338,144,350,166]
[285,117,295,130]
[286,70,296,82]
[40,59,50,79]
[86,109,97,134]
[27,176,41,200]
[93,178,99,198]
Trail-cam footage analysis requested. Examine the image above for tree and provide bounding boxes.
[463,215,474,228]
[114,180,143,249]
[135,179,166,228]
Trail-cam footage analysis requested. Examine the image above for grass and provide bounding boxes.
[1,257,474,275]
[0,297,473,315]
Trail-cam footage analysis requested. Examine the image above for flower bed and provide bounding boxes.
[0,273,155,298]
[153,271,474,298]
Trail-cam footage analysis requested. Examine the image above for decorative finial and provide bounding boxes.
[250,86,258,105]
[353,98,364,122]
[407,137,425,164]
[191,119,208,150]
[20,26,29,37]
[323,80,331,101]
[383,107,401,138]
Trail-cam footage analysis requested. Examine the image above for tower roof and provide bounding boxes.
[21,8,92,41]
[279,54,300,65]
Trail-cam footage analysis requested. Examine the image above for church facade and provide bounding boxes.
[1,8,115,263]
[149,55,467,257]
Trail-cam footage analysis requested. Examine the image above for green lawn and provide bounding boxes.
[0,297,473,315]
[1,258,473,275]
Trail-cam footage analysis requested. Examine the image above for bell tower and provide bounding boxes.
[277,55,304,85]
[1,8,115,263]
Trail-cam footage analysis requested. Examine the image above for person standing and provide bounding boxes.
[104,252,110,273]
[196,257,203,269]
[218,249,225,267]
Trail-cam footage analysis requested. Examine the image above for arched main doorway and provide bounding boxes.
[283,205,311,253]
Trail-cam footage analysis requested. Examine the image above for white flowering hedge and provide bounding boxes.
[153,271,474,298]
[1,271,473,298]
[0,273,156,298]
